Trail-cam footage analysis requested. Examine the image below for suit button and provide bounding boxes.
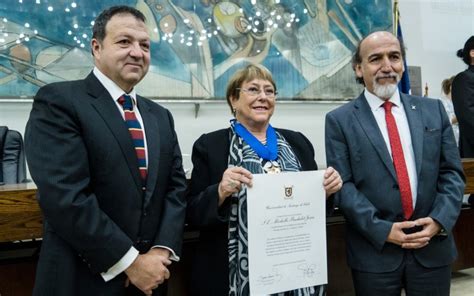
[396,214,404,221]
[393,184,399,190]
[143,212,147,216]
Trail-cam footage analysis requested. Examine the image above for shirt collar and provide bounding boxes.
[364,87,401,111]
[93,67,137,105]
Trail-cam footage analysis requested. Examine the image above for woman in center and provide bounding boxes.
[186,64,342,295]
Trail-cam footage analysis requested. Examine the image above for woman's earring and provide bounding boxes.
[232,107,237,115]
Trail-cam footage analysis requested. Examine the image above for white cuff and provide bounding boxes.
[100,246,139,282]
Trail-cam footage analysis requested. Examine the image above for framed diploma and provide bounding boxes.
[247,170,327,295]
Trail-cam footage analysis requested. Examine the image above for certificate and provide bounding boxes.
[247,170,327,295]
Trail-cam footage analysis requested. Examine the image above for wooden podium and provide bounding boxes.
[0,160,473,295]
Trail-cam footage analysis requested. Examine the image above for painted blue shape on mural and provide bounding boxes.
[326,0,392,51]
[213,45,308,99]
[262,45,308,99]
[151,41,190,82]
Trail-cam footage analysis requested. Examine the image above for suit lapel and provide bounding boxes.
[400,94,423,177]
[138,98,160,206]
[86,73,143,191]
[353,94,397,181]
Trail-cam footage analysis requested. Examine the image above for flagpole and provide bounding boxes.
[394,0,411,95]
[393,0,399,35]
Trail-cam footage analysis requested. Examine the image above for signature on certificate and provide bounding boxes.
[257,268,283,286]
[297,263,317,278]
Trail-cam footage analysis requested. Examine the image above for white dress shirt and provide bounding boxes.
[364,88,418,207]
[93,68,178,282]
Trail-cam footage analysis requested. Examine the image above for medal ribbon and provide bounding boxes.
[232,120,278,161]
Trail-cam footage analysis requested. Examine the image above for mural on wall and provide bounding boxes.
[0,0,392,99]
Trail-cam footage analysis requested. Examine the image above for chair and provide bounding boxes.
[0,126,27,185]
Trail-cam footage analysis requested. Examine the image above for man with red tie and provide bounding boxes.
[25,6,186,296]
[325,31,465,295]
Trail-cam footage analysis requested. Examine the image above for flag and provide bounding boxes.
[394,1,411,95]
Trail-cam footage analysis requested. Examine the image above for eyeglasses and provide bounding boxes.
[237,87,278,98]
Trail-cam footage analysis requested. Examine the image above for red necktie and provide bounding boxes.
[118,94,147,182]
[383,101,413,220]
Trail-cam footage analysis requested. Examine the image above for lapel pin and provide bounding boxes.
[411,105,416,110]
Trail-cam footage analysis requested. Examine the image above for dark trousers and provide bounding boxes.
[351,251,451,296]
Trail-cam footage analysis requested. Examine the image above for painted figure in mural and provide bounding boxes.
[325,31,465,295]
[186,63,342,295]
[452,35,474,206]
[24,6,186,296]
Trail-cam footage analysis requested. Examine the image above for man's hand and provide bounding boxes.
[387,218,442,249]
[124,248,172,295]
[402,217,441,249]
[149,247,171,260]
[387,221,418,246]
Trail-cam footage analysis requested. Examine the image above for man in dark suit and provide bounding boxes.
[325,31,465,295]
[25,6,186,296]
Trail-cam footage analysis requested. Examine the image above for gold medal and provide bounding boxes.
[263,160,281,174]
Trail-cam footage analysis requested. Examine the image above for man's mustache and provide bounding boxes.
[375,74,399,82]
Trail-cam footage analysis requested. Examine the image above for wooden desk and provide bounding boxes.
[0,183,39,295]
[0,183,41,243]
[452,158,474,272]
[462,158,474,194]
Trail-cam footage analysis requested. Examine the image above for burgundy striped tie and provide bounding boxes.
[118,94,147,183]
[383,101,413,220]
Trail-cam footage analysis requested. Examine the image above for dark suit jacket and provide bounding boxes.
[452,65,474,157]
[185,128,319,295]
[25,73,187,295]
[325,92,465,273]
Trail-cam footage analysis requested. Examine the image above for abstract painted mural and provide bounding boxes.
[0,0,392,99]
